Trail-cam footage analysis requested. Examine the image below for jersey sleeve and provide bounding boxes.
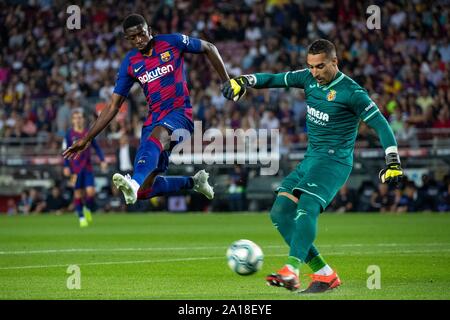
[63,132,71,168]
[252,69,310,89]
[284,68,311,89]
[365,112,398,150]
[172,33,202,53]
[113,56,135,98]
[349,89,380,122]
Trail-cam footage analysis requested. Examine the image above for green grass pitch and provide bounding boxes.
[0,212,449,300]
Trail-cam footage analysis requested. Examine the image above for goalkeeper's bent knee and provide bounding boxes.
[296,193,322,220]
[270,194,297,225]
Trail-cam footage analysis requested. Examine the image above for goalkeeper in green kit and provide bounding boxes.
[222,39,404,293]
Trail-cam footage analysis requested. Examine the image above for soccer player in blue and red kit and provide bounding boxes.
[64,109,107,227]
[63,14,231,204]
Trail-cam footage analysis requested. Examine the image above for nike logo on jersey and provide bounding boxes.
[134,66,143,73]
[163,122,174,129]
[307,183,318,187]
[309,84,316,88]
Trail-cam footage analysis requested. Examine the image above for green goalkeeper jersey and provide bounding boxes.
[253,69,383,166]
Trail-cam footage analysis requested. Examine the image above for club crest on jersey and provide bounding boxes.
[327,89,336,101]
[159,50,172,64]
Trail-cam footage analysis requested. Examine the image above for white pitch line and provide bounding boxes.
[1,249,450,271]
[0,246,228,255]
[0,242,448,255]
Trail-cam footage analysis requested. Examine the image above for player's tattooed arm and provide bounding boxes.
[62,93,126,160]
[199,40,230,83]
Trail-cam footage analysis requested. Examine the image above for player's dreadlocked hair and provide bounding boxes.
[308,39,336,58]
[122,14,147,31]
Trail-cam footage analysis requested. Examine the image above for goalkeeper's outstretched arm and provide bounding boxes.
[221,72,289,101]
[365,112,404,185]
[222,70,309,101]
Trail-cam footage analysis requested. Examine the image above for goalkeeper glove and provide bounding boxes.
[222,75,255,102]
[379,152,404,185]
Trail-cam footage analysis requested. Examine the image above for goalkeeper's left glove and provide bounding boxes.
[221,75,254,102]
[379,152,404,185]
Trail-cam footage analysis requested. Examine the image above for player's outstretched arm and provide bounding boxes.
[222,71,307,101]
[365,112,404,185]
[62,93,126,160]
[200,40,230,84]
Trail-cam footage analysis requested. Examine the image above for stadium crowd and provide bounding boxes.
[0,0,449,145]
[1,0,450,214]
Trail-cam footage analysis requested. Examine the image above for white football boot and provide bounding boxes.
[112,173,140,204]
[192,170,214,200]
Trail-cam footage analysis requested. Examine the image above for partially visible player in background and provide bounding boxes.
[63,14,231,205]
[222,39,404,293]
[63,109,107,227]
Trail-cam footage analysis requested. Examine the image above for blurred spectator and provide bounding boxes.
[371,183,395,212]
[6,198,17,216]
[28,189,47,214]
[433,107,450,129]
[103,186,127,212]
[44,186,68,214]
[228,165,248,211]
[17,191,32,215]
[116,134,136,176]
[396,182,419,213]
[168,195,188,212]
[437,183,450,212]
[418,174,441,211]
[260,109,280,130]
[331,184,357,213]
[356,180,377,212]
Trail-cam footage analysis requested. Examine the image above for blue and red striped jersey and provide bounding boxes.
[113,33,202,126]
[64,128,105,174]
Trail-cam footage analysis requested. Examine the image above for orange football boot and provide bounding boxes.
[266,266,300,291]
[300,270,341,293]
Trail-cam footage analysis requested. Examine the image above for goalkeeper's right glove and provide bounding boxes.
[222,75,254,102]
[379,152,404,186]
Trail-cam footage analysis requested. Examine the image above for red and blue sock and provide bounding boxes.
[132,137,163,185]
[137,176,194,200]
[74,198,84,218]
[85,196,95,211]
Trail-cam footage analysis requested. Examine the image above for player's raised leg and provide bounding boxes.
[112,173,140,205]
[133,126,170,190]
[113,126,169,204]
[137,169,214,200]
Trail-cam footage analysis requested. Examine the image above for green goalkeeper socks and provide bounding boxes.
[270,193,329,275]
[289,194,321,262]
[307,254,327,272]
[269,195,297,245]
[286,256,302,275]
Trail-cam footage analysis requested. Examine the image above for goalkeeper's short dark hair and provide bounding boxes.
[308,39,336,58]
[122,14,147,31]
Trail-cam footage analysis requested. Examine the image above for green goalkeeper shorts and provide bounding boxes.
[276,156,353,210]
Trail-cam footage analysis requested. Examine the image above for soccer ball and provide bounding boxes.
[226,239,264,275]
